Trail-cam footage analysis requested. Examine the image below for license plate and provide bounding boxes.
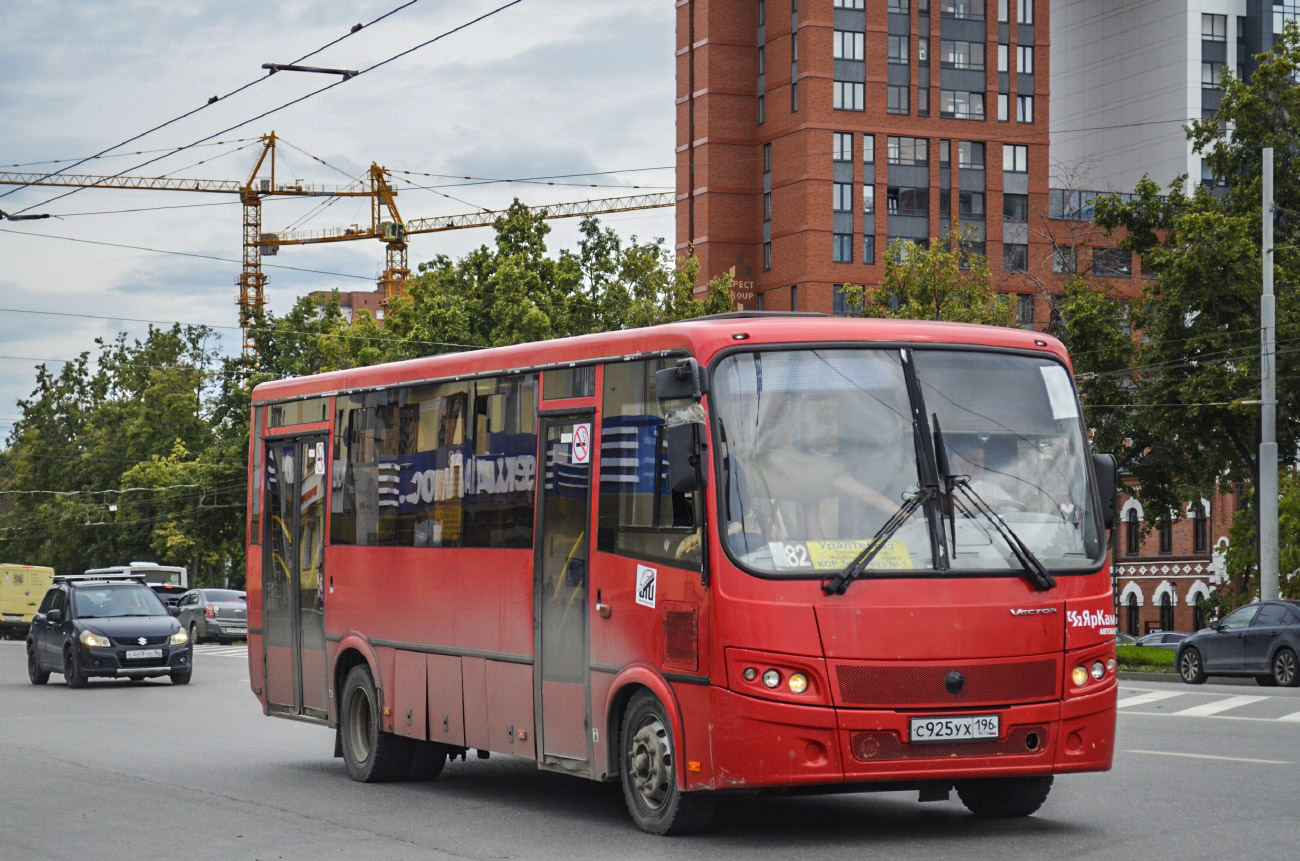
[125,648,163,660]
[225,627,247,635]
[910,715,1000,743]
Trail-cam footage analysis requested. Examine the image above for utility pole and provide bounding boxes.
[1260,147,1279,601]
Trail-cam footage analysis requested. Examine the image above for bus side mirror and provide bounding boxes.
[665,421,707,493]
[655,358,708,402]
[1092,453,1118,530]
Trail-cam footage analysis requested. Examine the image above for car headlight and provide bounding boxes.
[170,629,190,646]
[80,630,111,648]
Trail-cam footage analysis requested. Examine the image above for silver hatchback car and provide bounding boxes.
[175,589,247,644]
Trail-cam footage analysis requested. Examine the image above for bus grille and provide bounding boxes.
[834,659,1057,707]
[850,725,1050,762]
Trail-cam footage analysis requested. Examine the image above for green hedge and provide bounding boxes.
[1116,645,1177,672]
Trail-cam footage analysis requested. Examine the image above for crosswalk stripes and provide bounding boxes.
[1277,710,1300,722]
[1118,685,1300,723]
[1116,691,1181,709]
[194,643,248,658]
[1170,695,1269,717]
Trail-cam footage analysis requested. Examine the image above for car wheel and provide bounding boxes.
[64,647,88,689]
[188,622,200,645]
[1255,674,1278,687]
[619,690,716,835]
[171,669,192,685]
[1178,647,1207,684]
[340,665,412,782]
[1272,647,1300,687]
[956,776,1054,818]
[27,645,49,685]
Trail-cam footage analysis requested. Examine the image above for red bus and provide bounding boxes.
[246,313,1119,834]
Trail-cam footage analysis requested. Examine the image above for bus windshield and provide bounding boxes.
[712,348,1104,578]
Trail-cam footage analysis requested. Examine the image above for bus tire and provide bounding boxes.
[619,690,715,835]
[340,664,411,782]
[406,741,449,781]
[956,776,1053,818]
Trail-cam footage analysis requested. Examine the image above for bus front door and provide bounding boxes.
[263,436,329,721]
[535,414,594,773]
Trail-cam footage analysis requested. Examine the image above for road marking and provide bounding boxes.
[1116,691,1181,708]
[1169,695,1268,717]
[1124,749,1293,765]
[1279,710,1300,723]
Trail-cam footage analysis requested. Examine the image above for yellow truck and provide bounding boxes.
[1,564,56,639]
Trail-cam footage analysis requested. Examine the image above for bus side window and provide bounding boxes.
[598,358,702,569]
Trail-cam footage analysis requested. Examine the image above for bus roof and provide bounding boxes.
[251,314,1070,404]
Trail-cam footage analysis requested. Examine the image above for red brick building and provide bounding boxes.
[676,0,1053,318]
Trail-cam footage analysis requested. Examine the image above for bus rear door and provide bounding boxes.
[263,435,329,720]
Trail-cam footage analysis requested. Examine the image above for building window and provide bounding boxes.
[862,184,875,214]
[863,134,875,163]
[1202,62,1225,89]
[1003,242,1028,271]
[919,38,929,62]
[1017,45,1033,74]
[863,235,876,264]
[1092,247,1133,278]
[763,191,772,222]
[1194,505,1208,553]
[1160,592,1174,631]
[833,233,853,262]
[941,40,985,70]
[790,284,798,310]
[887,187,929,216]
[764,142,772,173]
[998,0,1008,22]
[1004,144,1028,172]
[887,85,909,114]
[888,35,910,63]
[757,94,765,124]
[835,81,865,111]
[759,0,765,25]
[887,136,929,165]
[1126,593,1139,637]
[832,283,863,315]
[940,188,951,218]
[1053,245,1076,274]
[1016,94,1034,123]
[1016,293,1034,326]
[1202,13,1227,41]
[1016,0,1033,25]
[763,241,772,271]
[1003,192,1028,221]
[941,0,985,21]
[835,30,865,60]
[833,182,853,211]
[833,131,853,162]
[997,93,1009,121]
[1159,519,1173,554]
[941,90,985,120]
[758,45,765,76]
[834,0,866,8]
[940,139,951,165]
[959,190,985,219]
[918,88,929,117]
[888,0,909,11]
[958,141,985,169]
[1126,509,1140,555]
[998,44,1009,72]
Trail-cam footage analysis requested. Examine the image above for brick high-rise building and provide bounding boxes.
[677,0,1053,319]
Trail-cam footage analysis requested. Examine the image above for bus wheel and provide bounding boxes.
[406,741,448,781]
[619,690,715,835]
[957,776,1053,818]
[340,665,411,782]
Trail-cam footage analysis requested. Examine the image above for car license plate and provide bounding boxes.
[225,627,247,635]
[125,648,163,660]
[910,715,1000,743]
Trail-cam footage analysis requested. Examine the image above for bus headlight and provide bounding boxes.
[80,630,111,649]
[762,669,782,689]
[1071,665,1089,687]
[787,673,809,694]
[170,629,190,646]
[1091,661,1106,680]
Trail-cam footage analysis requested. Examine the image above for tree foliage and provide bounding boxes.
[0,207,732,584]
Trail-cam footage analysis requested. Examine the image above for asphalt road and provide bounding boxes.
[2,639,1296,861]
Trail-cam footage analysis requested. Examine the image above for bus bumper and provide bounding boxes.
[692,685,1115,791]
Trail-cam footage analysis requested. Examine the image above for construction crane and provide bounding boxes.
[0,134,675,352]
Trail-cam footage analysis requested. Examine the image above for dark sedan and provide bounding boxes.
[1177,600,1300,687]
[1137,631,1188,650]
[175,589,247,644]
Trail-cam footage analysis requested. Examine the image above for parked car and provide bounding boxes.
[26,574,192,687]
[1177,600,1300,687]
[1116,632,1140,647]
[175,589,247,644]
[1136,631,1188,650]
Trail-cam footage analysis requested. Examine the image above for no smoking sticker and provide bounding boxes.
[571,423,591,464]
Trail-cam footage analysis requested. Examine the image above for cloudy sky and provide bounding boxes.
[0,0,676,439]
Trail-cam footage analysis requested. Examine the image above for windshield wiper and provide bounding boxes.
[949,479,1056,592]
[822,489,931,595]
